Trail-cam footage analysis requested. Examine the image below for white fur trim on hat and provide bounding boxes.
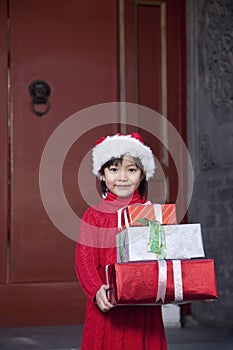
[92,134,156,180]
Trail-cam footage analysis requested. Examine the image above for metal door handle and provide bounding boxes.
[29,80,51,117]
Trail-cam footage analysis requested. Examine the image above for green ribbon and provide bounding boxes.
[119,231,125,262]
[137,218,166,259]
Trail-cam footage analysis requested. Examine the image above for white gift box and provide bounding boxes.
[116,223,205,262]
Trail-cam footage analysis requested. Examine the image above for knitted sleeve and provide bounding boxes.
[75,207,103,303]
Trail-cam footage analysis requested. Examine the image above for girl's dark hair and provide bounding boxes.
[100,156,148,199]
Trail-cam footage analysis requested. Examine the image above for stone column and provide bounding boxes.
[186,0,233,329]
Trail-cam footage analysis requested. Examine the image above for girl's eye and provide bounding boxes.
[109,167,118,172]
[128,168,137,173]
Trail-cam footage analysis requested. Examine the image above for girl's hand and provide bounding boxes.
[96,285,115,312]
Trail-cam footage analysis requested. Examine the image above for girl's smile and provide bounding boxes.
[102,156,144,198]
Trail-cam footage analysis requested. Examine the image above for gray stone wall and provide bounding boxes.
[186,0,233,329]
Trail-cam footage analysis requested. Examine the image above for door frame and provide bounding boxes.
[0,0,8,284]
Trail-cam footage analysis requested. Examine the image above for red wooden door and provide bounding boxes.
[0,0,186,327]
[0,0,119,327]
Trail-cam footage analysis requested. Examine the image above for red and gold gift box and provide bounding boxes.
[118,203,177,228]
[99,259,218,305]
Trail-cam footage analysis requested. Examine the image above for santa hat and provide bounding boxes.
[92,132,156,180]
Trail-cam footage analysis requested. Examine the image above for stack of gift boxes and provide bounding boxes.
[100,203,218,305]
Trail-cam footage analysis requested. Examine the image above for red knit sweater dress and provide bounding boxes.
[75,191,167,350]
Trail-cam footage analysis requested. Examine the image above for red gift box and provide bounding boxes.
[118,203,177,228]
[99,259,218,305]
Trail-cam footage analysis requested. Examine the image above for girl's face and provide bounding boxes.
[102,156,144,198]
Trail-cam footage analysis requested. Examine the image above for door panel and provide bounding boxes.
[0,283,85,327]
[124,0,187,216]
[10,0,119,283]
[0,0,119,326]
[138,5,163,113]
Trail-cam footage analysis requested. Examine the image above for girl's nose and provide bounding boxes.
[118,170,127,180]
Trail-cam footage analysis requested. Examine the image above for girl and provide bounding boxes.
[75,133,167,350]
